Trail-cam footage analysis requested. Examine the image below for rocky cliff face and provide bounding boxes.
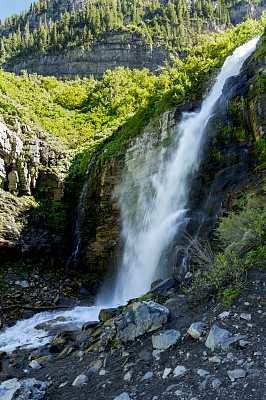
[77,41,266,278]
[0,118,69,266]
[228,0,266,25]
[0,119,65,198]
[3,32,171,80]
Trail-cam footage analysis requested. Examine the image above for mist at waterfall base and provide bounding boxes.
[0,37,259,353]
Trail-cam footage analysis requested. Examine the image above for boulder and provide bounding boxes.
[82,321,99,331]
[99,300,169,343]
[149,278,178,296]
[0,378,49,400]
[116,301,169,342]
[187,322,206,339]
[98,307,122,323]
[152,329,181,350]
[49,338,66,353]
[205,324,230,351]
[221,335,246,350]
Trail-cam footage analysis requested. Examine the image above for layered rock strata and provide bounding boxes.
[3,32,171,81]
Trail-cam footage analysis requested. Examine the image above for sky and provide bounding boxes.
[0,0,33,23]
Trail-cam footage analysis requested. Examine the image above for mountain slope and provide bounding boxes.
[0,0,265,79]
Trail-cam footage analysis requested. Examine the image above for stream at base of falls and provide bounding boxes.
[0,37,259,354]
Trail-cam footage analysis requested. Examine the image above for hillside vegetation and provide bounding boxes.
[0,17,265,155]
[0,0,249,62]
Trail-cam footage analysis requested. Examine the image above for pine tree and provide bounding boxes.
[0,39,6,59]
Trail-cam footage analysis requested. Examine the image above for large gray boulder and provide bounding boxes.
[205,324,230,350]
[0,378,49,400]
[152,329,181,349]
[100,300,169,343]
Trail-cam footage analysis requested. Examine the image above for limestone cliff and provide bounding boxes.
[3,32,171,81]
[0,119,65,198]
[228,0,266,25]
[0,118,69,266]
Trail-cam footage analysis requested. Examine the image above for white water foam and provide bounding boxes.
[107,36,260,305]
[0,37,259,353]
[0,306,102,353]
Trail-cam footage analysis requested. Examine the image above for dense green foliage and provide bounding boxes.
[0,0,254,62]
[0,16,265,156]
[185,190,266,305]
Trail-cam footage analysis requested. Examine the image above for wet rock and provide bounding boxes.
[72,374,88,387]
[49,338,66,353]
[227,369,246,380]
[82,321,99,331]
[29,360,41,370]
[54,297,79,308]
[99,308,122,323]
[34,316,67,331]
[58,325,80,341]
[0,378,49,399]
[35,355,53,364]
[149,278,177,296]
[100,300,169,343]
[205,324,230,350]
[76,329,92,343]
[150,279,163,290]
[187,322,206,339]
[152,329,181,350]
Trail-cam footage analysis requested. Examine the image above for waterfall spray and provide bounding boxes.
[0,37,259,353]
[106,36,259,305]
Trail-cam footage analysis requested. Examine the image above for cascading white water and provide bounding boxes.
[0,37,259,353]
[106,36,260,305]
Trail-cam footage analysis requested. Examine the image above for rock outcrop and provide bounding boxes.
[3,32,171,81]
[0,118,70,266]
[0,120,65,198]
[78,39,266,277]
[228,0,266,25]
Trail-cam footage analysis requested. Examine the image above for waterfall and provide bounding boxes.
[0,37,259,353]
[105,36,259,305]
[66,153,97,270]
